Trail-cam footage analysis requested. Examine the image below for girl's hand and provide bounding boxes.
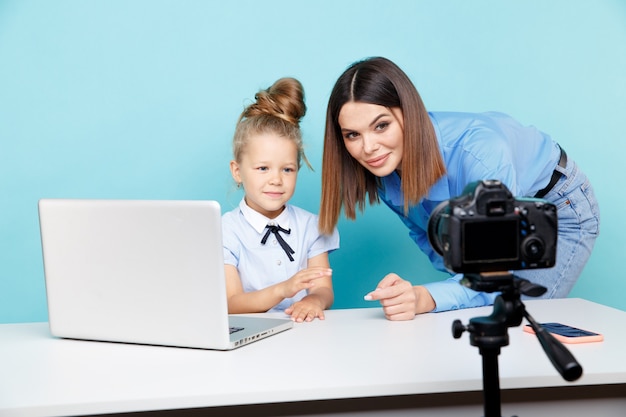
[284,296,326,322]
[364,273,435,320]
[280,267,332,299]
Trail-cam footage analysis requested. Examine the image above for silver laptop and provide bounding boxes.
[38,199,293,350]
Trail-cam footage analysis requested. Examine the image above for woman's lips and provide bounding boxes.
[366,153,389,168]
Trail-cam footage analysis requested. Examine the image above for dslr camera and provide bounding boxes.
[428,179,557,273]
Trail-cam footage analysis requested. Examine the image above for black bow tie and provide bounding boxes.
[261,224,295,262]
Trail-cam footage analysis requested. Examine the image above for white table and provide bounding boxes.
[1,298,625,417]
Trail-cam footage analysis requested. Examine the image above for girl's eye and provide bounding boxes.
[257,166,268,172]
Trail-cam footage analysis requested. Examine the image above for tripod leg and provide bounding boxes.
[481,347,502,417]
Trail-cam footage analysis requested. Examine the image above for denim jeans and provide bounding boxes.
[515,157,601,298]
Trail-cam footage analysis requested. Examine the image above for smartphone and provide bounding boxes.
[523,322,604,344]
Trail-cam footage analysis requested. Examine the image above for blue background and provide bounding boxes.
[1,0,624,323]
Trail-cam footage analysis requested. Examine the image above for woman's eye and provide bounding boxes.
[343,131,359,140]
[375,121,390,131]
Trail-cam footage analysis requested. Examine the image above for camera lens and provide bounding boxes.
[427,201,450,256]
[522,236,545,261]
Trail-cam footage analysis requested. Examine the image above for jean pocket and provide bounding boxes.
[559,180,600,235]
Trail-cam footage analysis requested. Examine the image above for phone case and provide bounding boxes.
[523,322,604,344]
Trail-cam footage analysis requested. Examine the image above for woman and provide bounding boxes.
[319,57,599,320]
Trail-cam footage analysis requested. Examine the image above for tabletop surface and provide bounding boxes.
[1,298,625,417]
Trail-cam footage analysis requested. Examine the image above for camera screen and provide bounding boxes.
[463,219,518,263]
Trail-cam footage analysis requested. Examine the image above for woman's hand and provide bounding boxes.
[364,273,435,320]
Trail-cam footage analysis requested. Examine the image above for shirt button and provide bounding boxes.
[276,260,282,266]
[272,239,277,245]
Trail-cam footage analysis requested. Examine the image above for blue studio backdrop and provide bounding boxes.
[1,0,625,323]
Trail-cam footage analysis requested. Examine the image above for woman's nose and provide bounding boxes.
[362,134,380,154]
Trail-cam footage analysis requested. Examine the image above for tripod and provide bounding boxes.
[452,272,583,417]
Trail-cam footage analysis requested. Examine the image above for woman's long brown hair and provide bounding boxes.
[319,57,445,234]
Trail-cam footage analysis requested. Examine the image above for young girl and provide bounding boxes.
[319,57,600,320]
[222,77,339,323]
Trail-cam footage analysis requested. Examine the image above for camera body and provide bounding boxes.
[428,179,557,273]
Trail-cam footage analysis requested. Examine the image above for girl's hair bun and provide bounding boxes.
[232,77,311,171]
[242,77,306,126]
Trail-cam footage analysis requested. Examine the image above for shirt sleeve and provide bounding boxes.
[307,224,340,259]
[423,274,499,312]
[290,206,340,261]
[221,215,239,267]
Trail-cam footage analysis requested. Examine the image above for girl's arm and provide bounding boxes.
[302,252,334,309]
[284,252,334,322]
[224,261,332,314]
[224,265,284,314]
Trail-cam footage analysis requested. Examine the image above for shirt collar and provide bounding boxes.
[238,199,291,234]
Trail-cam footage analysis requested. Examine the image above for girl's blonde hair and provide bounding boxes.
[233,77,311,170]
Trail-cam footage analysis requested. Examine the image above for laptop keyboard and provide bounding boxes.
[229,326,244,334]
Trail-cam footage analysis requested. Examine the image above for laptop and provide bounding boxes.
[38,199,293,350]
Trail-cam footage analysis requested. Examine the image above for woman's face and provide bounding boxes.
[337,101,404,177]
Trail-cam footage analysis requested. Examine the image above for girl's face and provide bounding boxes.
[337,102,404,177]
[230,132,299,219]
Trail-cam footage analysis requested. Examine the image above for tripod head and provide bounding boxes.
[452,273,536,349]
[453,272,582,381]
